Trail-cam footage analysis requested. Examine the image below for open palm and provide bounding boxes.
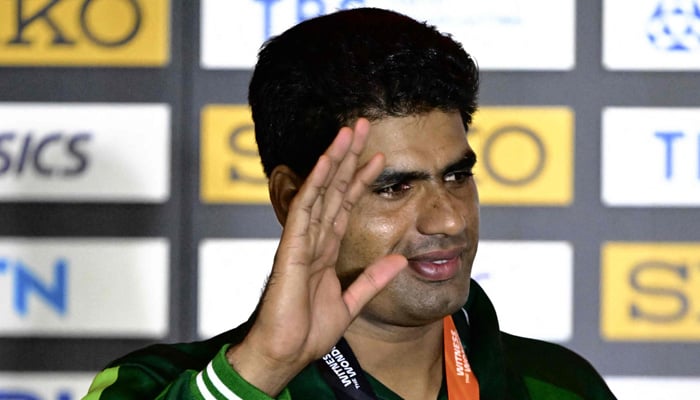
[226,119,407,396]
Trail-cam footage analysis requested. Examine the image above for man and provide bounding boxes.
[85,8,616,400]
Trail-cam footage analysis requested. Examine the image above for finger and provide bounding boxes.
[282,153,331,244]
[278,126,358,272]
[348,118,371,155]
[318,119,372,233]
[310,126,357,230]
[278,122,372,269]
[342,255,408,317]
[331,151,385,237]
[320,126,354,189]
[322,119,369,186]
[282,124,353,238]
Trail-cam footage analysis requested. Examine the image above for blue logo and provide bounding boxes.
[0,258,68,316]
[647,0,700,51]
[254,0,365,41]
[0,390,72,400]
[654,130,700,180]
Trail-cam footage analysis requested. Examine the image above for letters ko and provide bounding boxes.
[6,0,143,47]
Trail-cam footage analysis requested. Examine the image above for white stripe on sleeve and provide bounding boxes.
[196,370,218,400]
[206,361,244,400]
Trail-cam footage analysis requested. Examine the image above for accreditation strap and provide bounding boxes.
[316,337,376,400]
[443,315,479,399]
[316,315,479,400]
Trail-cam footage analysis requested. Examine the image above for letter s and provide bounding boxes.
[64,133,92,176]
[629,261,689,323]
[228,124,266,184]
[0,133,15,174]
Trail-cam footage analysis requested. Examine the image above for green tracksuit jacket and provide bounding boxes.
[84,280,617,399]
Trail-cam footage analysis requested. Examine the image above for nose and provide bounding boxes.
[416,185,468,237]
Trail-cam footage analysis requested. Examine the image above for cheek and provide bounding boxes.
[338,208,410,269]
[363,215,401,243]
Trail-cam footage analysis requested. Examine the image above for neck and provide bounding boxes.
[344,317,445,400]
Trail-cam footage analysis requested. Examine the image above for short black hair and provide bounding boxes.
[249,7,480,178]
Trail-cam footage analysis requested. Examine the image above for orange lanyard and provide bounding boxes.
[443,315,480,400]
[318,315,479,400]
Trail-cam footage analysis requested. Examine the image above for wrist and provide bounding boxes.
[226,340,306,397]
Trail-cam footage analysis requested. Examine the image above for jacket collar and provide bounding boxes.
[457,279,530,400]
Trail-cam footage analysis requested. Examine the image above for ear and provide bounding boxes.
[268,165,304,226]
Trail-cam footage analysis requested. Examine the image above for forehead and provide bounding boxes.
[361,111,469,168]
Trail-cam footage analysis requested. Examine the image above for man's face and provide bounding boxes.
[337,110,479,327]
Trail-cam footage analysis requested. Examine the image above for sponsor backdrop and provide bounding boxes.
[0,0,699,398]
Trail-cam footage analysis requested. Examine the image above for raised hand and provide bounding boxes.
[226,119,408,396]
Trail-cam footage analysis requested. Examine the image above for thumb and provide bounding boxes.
[342,255,408,317]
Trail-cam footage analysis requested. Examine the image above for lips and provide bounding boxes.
[406,248,464,282]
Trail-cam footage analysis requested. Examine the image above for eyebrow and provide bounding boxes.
[442,150,477,176]
[371,150,477,189]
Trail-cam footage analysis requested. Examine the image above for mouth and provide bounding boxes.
[406,248,465,282]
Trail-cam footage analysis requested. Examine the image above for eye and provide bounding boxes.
[444,169,473,184]
[374,182,412,198]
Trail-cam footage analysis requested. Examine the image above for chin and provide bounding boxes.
[364,271,471,325]
[404,285,471,324]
